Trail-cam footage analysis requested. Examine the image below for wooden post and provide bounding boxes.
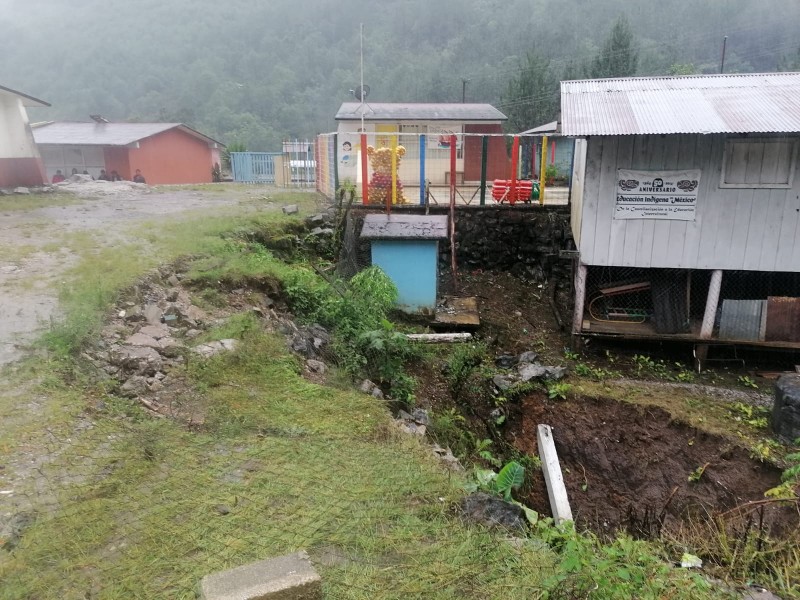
[332,133,339,194]
[510,135,520,205]
[572,263,588,334]
[539,135,548,205]
[360,132,369,205]
[450,134,458,292]
[701,269,723,339]
[390,134,397,212]
[479,135,488,206]
[537,424,573,524]
[419,134,426,206]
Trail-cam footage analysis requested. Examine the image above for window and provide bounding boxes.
[720,137,798,189]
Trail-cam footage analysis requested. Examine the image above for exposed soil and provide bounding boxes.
[409,269,798,542]
[507,392,796,537]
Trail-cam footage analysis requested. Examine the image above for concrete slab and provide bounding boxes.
[199,551,322,600]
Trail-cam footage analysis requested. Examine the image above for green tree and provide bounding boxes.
[778,46,800,71]
[501,51,559,132]
[591,15,639,78]
[668,63,697,76]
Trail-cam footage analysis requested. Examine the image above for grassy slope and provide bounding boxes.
[0,187,722,599]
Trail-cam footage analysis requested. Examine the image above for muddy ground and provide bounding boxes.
[412,269,797,541]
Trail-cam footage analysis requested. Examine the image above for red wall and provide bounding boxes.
[0,157,46,188]
[103,147,131,179]
[125,128,214,184]
[464,124,511,182]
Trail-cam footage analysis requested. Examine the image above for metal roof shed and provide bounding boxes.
[561,72,800,353]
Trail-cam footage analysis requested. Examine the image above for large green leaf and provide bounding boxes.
[495,461,525,500]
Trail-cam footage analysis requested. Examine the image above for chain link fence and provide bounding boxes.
[581,266,800,344]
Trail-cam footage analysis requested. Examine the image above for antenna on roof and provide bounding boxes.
[359,23,365,132]
[90,114,109,124]
[350,84,370,102]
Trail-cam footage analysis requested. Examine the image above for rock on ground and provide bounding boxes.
[773,375,800,442]
[460,492,527,532]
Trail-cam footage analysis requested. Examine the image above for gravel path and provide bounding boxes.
[0,183,258,366]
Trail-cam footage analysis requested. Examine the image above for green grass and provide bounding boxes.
[0,191,730,599]
[0,192,83,212]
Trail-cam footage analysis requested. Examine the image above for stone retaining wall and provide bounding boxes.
[342,204,574,284]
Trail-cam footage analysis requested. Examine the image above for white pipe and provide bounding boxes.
[572,263,588,334]
[701,269,723,339]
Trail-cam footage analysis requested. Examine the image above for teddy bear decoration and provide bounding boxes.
[367,145,406,205]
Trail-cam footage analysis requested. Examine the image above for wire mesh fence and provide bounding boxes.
[582,265,800,344]
[317,132,574,207]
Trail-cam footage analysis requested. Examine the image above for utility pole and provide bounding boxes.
[720,35,728,74]
[461,78,469,103]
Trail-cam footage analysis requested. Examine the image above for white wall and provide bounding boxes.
[39,145,106,180]
[579,133,800,272]
[570,138,587,245]
[0,95,37,158]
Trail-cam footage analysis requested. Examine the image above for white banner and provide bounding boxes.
[614,169,701,220]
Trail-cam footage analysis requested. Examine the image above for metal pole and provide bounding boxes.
[360,132,369,204]
[720,35,728,74]
[510,135,520,205]
[479,135,488,206]
[539,134,549,205]
[390,134,397,212]
[419,134,426,205]
[333,133,339,193]
[449,134,458,292]
[462,79,469,103]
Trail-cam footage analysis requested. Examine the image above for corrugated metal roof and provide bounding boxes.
[360,214,449,240]
[336,102,506,122]
[561,72,800,136]
[0,84,50,108]
[32,122,223,146]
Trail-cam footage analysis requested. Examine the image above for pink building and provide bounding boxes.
[0,85,49,188]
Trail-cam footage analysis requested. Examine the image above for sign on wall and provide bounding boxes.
[614,169,701,220]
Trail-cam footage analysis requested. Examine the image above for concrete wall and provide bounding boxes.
[0,94,45,187]
[578,133,800,271]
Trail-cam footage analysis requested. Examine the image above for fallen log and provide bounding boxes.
[405,333,473,343]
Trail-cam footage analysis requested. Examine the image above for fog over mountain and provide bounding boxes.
[2,0,798,149]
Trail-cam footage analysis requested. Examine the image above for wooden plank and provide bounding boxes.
[650,135,681,268]
[432,296,480,329]
[689,135,724,268]
[647,137,671,268]
[744,141,765,184]
[715,189,751,269]
[580,138,604,264]
[758,189,786,271]
[632,136,657,268]
[760,139,781,185]
[537,424,573,525]
[405,333,473,343]
[592,136,619,265]
[742,189,768,271]
[776,189,800,269]
[666,135,696,268]
[613,135,636,266]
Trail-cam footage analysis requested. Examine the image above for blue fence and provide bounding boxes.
[230,152,281,183]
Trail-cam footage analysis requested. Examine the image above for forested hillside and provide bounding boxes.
[2,0,798,150]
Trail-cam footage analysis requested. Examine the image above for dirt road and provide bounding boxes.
[0,182,265,366]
